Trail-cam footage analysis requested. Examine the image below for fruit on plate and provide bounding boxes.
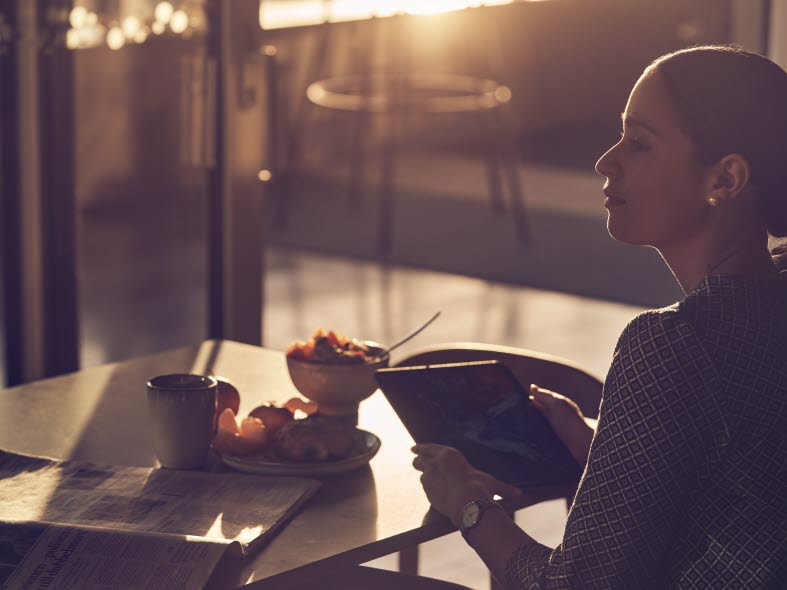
[286,328,378,364]
[283,397,319,417]
[248,403,294,435]
[272,416,355,462]
[212,408,269,456]
[213,377,241,431]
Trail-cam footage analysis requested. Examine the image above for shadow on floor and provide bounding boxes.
[266,174,683,309]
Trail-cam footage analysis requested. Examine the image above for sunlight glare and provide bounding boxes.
[122,15,141,38]
[260,2,323,29]
[205,512,225,540]
[237,526,264,546]
[69,5,88,29]
[195,513,263,546]
[494,85,512,103]
[401,0,477,15]
[260,0,517,29]
[154,1,174,24]
[66,28,80,49]
[106,26,126,50]
[78,24,106,47]
[170,10,189,34]
[0,368,112,522]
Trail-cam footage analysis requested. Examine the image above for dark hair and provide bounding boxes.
[649,45,787,237]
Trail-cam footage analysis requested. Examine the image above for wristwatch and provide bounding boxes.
[458,497,502,541]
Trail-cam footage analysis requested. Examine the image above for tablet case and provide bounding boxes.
[375,360,583,489]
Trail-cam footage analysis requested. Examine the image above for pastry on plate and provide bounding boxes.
[273,416,356,462]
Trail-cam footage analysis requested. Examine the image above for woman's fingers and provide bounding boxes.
[412,453,438,472]
[531,384,583,417]
[531,384,560,407]
[411,444,448,472]
[411,443,446,456]
[412,444,474,477]
[529,384,593,464]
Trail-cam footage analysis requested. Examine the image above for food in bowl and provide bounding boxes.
[285,329,389,414]
[286,328,381,364]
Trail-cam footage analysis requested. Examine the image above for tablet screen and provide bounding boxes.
[375,361,582,488]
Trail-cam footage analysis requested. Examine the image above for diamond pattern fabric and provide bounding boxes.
[505,273,787,589]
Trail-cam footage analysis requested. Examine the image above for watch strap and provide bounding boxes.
[459,496,502,540]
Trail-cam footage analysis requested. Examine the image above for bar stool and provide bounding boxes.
[277,11,530,254]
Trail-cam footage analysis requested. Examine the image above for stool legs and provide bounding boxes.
[484,151,507,215]
[473,6,529,241]
[398,545,419,576]
[379,115,398,254]
[478,106,506,216]
[347,110,369,209]
[276,23,334,227]
[346,22,375,209]
[495,108,531,242]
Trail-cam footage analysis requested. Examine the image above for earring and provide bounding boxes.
[707,195,720,207]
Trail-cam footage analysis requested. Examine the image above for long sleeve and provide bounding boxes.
[505,310,730,589]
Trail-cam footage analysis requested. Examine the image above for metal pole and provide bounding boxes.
[37,0,79,377]
[0,0,24,385]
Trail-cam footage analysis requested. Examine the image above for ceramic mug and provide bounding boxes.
[146,374,217,469]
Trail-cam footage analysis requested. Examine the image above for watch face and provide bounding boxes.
[461,502,481,529]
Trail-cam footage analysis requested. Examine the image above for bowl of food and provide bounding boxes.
[285,328,389,415]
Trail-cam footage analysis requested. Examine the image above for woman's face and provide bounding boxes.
[595,69,711,247]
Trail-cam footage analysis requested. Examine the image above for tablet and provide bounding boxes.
[375,360,582,489]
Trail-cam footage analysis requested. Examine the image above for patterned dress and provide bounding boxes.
[505,273,787,589]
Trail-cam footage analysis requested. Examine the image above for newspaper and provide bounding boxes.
[0,450,322,589]
[0,521,227,590]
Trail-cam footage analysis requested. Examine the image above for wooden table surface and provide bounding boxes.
[0,340,571,588]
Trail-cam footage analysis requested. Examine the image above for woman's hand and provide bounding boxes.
[412,443,523,526]
[530,384,595,465]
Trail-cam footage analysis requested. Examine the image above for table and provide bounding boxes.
[0,340,572,589]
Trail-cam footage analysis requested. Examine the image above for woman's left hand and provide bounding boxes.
[412,443,524,526]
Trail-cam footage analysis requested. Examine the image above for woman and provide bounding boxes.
[413,45,787,588]
[301,45,786,590]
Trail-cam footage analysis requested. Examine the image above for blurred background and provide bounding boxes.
[2,2,786,585]
[2,0,785,388]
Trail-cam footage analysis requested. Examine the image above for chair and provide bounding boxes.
[275,9,530,254]
[391,342,603,585]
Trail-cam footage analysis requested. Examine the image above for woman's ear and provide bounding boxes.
[708,153,751,202]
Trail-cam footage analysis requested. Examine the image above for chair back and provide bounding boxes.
[394,342,603,419]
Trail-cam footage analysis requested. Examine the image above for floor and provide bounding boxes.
[263,246,642,379]
[70,154,650,374]
[265,148,683,307]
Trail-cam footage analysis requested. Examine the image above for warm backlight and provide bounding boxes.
[260,0,516,30]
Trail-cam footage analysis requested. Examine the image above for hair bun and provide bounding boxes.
[652,46,787,237]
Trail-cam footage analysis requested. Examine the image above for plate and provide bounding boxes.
[221,429,381,476]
